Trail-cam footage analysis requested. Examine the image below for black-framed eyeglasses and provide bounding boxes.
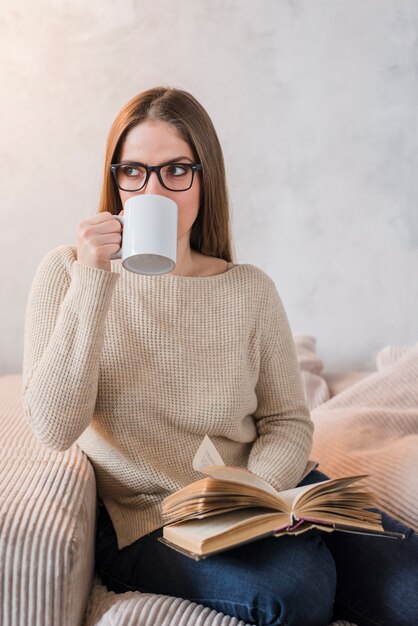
[110,161,202,192]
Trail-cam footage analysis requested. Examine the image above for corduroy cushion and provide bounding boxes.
[0,374,96,626]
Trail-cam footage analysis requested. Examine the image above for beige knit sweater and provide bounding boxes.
[22,245,313,549]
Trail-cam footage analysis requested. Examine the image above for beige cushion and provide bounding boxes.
[0,374,96,626]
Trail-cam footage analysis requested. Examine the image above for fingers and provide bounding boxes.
[76,212,123,271]
[77,214,121,237]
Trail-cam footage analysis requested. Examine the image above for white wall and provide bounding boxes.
[1,0,417,376]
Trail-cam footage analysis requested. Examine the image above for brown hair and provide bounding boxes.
[98,87,234,262]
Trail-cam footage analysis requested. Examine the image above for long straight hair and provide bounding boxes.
[98,87,234,262]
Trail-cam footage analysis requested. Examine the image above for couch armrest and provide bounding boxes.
[0,375,96,626]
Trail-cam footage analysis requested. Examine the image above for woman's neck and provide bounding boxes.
[168,245,227,278]
[167,241,197,276]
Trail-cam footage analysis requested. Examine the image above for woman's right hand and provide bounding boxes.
[76,211,123,272]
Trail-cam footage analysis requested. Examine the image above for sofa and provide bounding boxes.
[5,335,414,626]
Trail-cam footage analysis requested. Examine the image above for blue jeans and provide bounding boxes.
[95,471,418,626]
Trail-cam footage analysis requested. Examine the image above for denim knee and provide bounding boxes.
[269,534,336,626]
[205,532,337,626]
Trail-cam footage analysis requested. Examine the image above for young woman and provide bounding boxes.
[23,87,418,626]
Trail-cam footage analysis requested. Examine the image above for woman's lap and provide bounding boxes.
[96,503,335,626]
[95,470,418,626]
[322,510,418,626]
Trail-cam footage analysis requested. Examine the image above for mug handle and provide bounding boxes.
[110,215,124,260]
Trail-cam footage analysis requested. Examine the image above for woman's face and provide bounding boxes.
[118,120,201,246]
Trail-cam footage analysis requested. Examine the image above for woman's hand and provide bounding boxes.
[76,211,123,272]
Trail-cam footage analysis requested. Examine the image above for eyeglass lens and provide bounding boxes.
[115,164,194,191]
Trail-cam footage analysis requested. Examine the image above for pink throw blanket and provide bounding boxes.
[304,342,418,533]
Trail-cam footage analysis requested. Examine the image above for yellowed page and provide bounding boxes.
[163,508,291,556]
[202,465,281,496]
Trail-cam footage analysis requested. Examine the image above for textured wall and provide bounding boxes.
[1,0,417,375]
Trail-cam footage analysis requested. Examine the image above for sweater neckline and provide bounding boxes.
[115,261,241,281]
[157,261,238,281]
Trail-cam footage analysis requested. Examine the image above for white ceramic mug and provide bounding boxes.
[111,194,178,275]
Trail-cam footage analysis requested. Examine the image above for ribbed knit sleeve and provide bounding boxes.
[22,246,119,451]
[247,279,314,491]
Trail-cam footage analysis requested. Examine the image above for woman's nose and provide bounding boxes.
[144,171,166,195]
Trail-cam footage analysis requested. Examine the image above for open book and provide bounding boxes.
[160,464,404,560]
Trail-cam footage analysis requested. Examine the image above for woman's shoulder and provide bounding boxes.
[230,262,277,290]
[42,244,76,263]
[35,245,77,277]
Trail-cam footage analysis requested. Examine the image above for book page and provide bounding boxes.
[193,436,318,499]
[203,465,280,496]
[192,435,225,472]
[163,508,291,554]
[292,475,368,508]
